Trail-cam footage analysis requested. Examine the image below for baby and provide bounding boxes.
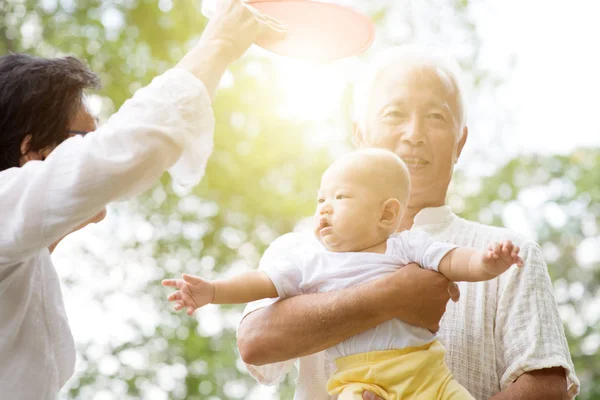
[162,148,523,400]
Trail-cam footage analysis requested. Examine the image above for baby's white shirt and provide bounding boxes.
[260,230,457,359]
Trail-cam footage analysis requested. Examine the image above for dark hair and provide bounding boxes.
[0,54,100,171]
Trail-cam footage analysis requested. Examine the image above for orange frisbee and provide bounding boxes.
[248,0,375,60]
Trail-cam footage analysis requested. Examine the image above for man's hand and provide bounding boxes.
[162,274,215,315]
[385,264,459,332]
[448,280,460,302]
[363,391,383,400]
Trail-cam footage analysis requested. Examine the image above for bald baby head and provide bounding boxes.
[323,148,411,207]
[315,149,411,252]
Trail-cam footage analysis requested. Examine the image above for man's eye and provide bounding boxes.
[384,111,405,118]
[336,195,346,200]
[317,198,325,203]
[428,113,445,120]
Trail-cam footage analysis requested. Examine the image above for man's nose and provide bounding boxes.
[401,117,426,145]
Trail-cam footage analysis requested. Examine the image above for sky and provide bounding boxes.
[474,0,600,153]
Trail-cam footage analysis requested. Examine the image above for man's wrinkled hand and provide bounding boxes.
[448,280,460,302]
[388,264,459,333]
[363,391,384,400]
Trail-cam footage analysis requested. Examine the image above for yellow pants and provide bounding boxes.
[327,340,474,400]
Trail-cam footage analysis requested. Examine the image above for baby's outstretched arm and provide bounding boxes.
[161,271,278,315]
[438,240,524,282]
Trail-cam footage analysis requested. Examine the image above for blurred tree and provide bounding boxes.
[2,0,596,399]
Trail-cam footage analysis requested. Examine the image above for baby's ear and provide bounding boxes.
[379,198,402,229]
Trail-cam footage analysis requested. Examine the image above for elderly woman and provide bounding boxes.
[0,1,285,398]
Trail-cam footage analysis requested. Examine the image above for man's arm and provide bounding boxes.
[365,367,568,400]
[489,368,568,400]
[362,368,568,400]
[493,242,579,398]
[238,263,456,366]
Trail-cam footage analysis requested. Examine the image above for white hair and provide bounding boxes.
[353,45,467,132]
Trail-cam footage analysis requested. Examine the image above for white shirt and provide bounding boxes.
[0,68,214,400]
[261,230,456,359]
[240,206,580,400]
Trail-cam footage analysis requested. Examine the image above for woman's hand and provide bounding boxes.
[176,0,286,97]
[200,0,287,62]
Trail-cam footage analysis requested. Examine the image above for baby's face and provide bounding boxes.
[314,160,386,252]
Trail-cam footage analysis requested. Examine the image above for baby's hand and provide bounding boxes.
[161,274,215,315]
[481,240,524,276]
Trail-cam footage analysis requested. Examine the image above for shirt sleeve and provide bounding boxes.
[237,299,296,385]
[236,233,307,385]
[495,242,579,398]
[258,233,305,299]
[390,230,457,272]
[0,68,214,265]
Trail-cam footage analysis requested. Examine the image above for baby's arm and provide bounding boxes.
[162,271,278,315]
[438,240,524,282]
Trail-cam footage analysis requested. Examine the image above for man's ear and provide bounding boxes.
[455,126,468,163]
[352,121,366,148]
[379,198,402,229]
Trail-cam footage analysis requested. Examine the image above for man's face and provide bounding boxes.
[357,65,467,208]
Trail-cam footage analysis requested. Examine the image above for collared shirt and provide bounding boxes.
[240,206,580,400]
[0,68,214,399]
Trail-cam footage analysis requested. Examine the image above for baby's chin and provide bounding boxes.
[317,235,359,253]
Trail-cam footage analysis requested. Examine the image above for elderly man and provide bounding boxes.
[0,1,285,398]
[237,46,579,400]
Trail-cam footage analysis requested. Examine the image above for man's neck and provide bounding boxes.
[398,205,422,231]
[398,201,449,231]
